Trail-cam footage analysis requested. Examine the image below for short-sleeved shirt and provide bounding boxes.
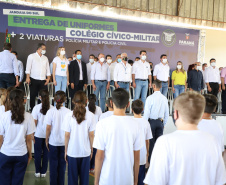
[93,115,143,185]
[133,117,153,165]
[0,111,36,156]
[99,111,114,120]
[221,67,226,83]
[171,70,187,85]
[153,62,170,81]
[86,105,102,123]
[52,56,69,77]
[44,106,71,146]
[62,110,96,158]
[132,60,151,80]
[32,103,53,138]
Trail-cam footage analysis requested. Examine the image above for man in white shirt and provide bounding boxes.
[114,53,132,92]
[106,54,116,93]
[144,80,169,161]
[94,88,142,185]
[153,54,170,97]
[144,91,226,185]
[91,53,110,112]
[132,50,152,107]
[86,54,95,85]
[205,58,221,97]
[25,43,51,110]
[0,43,19,89]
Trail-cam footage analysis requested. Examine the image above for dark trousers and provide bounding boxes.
[67,156,90,185]
[148,119,164,162]
[208,82,219,98]
[0,73,16,89]
[90,148,97,170]
[49,145,66,185]
[69,80,84,100]
[34,137,49,174]
[30,78,47,111]
[138,165,145,185]
[0,152,28,185]
[222,86,226,114]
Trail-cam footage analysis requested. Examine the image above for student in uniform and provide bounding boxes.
[0,89,36,185]
[144,91,226,185]
[0,88,7,115]
[62,91,95,185]
[198,94,224,153]
[45,91,70,185]
[99,97,114,120]
[32,89,53,178]
[94,88,142,185]
[132,100,152,185]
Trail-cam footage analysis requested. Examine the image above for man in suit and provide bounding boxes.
[69,50,88,99]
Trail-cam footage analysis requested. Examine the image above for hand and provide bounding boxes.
[149,82,152,88]
[219,86,221,92]
[172,88,175,93]
[53,80,57,86]
[115,83,120,88]
[45,140,49,151]
[15,80,19,87]
[106,84,110,91]
[26,78,31,84]
[71,83,74,89]
[28,155,32,165]
[222,85,225,91]
[84,84,87,90]
[67,81,70,86]
[132,83,136,88]
[90,151,93,160]
[44,79,49,86]
[65,153,68,163]
[93,84,96,91]
[185,87,187,92]
[208,86,212,92]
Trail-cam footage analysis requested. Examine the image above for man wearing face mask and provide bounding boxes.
[114,53,132,92]
[132,50,152,107]
[106,54,116,90]
[86,54,95,84]
[25,43,50,111]
[91,53,110,112]
[153,54,170,97]
[205,58,221,97]
[69,50,88,100]
[187,62,204,93]
[113,54,121,63]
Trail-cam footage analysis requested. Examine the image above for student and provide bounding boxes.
[132,100,152,185]
[45,91,71,185]
[144,91,226,185]
[198,94,224,153]
[32,89,53,178]
[99,97,114,120]
[62,91,95,185]
[0,89,35,185]
[0,88,7,115]
[94,88,142,185]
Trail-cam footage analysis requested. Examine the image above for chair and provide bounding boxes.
[217,92,222,113]
[167,87,174,114]
[48,82,54,105]
[24,82,30,112]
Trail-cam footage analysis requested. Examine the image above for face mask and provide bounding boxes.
[197,66,202,70]
[41,50,46,55]
[76,54,82,60]
[162,59,167,64]
[177,65,182,69]
[100,57,105,63]
[117,58,122,63]
[60,50,65,56]
[73,57,76,60]
[141,55,146,60]
[89,59,94,63]
[107,59,112,64]
[123,57,128,61]
[211,62,216,67]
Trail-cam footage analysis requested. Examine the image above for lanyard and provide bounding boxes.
[121,62,127,74]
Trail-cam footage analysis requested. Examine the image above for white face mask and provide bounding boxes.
[211,62,216,67]
[162,59,167,63]
[60,50,65,56]
[177,65,182,69]
[107,59,112,64]
[197,66,202,70]
[141,55,146,60]
[41,50,46,55]
[99,58,105,63]
[89,59,94,63]
[73,57,76,60]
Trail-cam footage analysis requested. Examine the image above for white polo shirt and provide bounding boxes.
[0,111,36,156]
[44,106,71,146]
[153,62,170,82]
[114,62,132,82]
[52,56,69,77]
[91,62,110,81]
[132,60,151,80]
[205,66,221,84]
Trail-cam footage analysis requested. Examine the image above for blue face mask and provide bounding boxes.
[77,54,82,60]
[117,58,122,63]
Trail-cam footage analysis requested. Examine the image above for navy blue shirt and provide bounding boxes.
[188,69,204,91]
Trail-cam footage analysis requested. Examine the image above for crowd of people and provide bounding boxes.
[0,42,225,185]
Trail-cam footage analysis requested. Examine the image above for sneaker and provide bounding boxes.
[34,173,40,177]
[41,174,46,178]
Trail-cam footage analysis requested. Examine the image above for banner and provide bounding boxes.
[0,2,200,70]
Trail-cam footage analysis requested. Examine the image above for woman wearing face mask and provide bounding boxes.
[52,47,69,93]
[172,61,187,98]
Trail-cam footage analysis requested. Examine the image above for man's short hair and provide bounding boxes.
[37,43,45,50]
[135,57,140,60]
[152,80,162,89]
[67,57,72,60]
[11,51,17,56]
[117,54,121,57]
[89,54,95,57]
[210,58,216,62]
[132,99,144,114]
[112,88,129,109]
[160,54,167,59]
[203,94,218,114]
[106,97,113,108]
[106,54,112,59]
[75,50,81,55]
[202,63,207,67]
[98,53,104,57]
[4,43,12,50]
[140,50,146,55]
[128,60,134,64]
[173,91,205,124]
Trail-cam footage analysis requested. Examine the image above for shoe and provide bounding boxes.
[34,173,40,177]
[41,174,46,178]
